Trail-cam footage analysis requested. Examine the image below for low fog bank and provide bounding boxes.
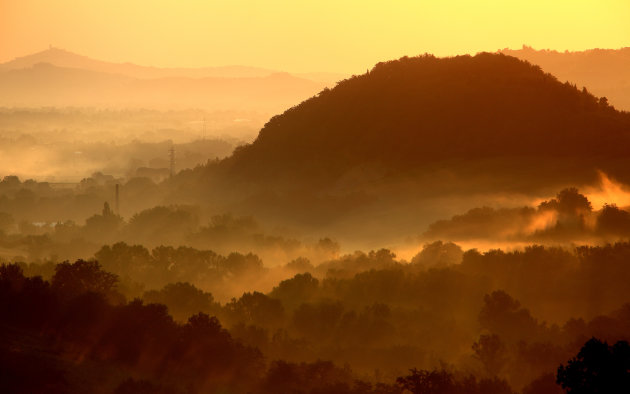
[3,167,630,392]
[422,174,630,248]
[3,167,630,267]
[4,170,630,305]
[0,61,329,113]
[164,150,630,254]
[0,107,263,181]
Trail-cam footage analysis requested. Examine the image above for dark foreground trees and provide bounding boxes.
[0,261,263,393]
[557,338,630,394]
[6,254,630,394]
[0,261,403,393]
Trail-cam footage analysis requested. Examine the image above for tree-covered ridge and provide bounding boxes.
[215,53,630,183]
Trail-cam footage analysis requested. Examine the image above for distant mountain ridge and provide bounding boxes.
[0,47,351,112]
[499,45,630,111]
[0,47,346,83]
[0,61,326,112]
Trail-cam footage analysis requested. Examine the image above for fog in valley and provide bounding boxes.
[3,3,630,393]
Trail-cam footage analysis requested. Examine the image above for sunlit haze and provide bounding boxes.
[1,0,629,72]
[4,1,630,393]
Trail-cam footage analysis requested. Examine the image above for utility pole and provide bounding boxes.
[203,116,206,140]
[115,183,120,216]
[169,145,176,178]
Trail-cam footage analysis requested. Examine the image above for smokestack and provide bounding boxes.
[115,183,120,216]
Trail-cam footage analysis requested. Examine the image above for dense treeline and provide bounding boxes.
[0,262,262,393]
[0,174,163,226]
[1,260,511,393]
[0,176,330,263]
[6,239,630,392]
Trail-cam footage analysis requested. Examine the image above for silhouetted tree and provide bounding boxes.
[51,259,119,300]
[411,241,463,268]
[270,272,319,308]
[479,290,539,342]
[227,291,285,328]
[143,282,215,321]
[396,369,513,394]
[557,338,630,394]
[396,369,454,394]
[596,204,630,236]
[285,257,314,273]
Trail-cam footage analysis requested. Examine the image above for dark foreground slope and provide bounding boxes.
[171,53,630,228]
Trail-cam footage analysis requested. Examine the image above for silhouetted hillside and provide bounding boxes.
[202,53,630,187]
[162,53,630,232]
[500,46,630,111]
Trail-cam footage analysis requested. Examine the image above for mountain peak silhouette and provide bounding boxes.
[210,52,630,187]
[1,47,99,71]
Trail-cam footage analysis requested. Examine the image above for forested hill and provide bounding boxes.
[500,46,630,111]
[206,53,630,186]
[167,53,630,230]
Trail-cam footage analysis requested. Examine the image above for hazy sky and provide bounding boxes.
[1,0,629,73]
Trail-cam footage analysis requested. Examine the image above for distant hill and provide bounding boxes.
[0,47,346,84]
[210,53,630,185]
[500,46,630,111]
[167,53,630,230]
[0,62,327,112]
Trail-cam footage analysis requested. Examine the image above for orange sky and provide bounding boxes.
[1,0,629,73]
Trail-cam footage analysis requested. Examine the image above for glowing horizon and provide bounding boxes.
[1,0,629,73]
